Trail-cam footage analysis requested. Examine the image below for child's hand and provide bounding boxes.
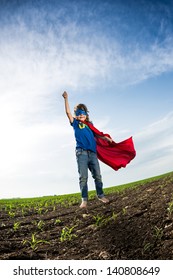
[104,136,113,143]
[62,91,68,99]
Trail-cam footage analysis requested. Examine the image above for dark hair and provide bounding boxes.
[74,103,90,122]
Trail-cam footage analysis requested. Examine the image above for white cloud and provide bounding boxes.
[1,8,173,103]
[133,111,173,171]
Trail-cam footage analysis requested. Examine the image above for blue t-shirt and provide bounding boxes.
[71,119,96,153]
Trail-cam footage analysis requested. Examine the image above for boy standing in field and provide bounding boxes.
[62,91,111,208]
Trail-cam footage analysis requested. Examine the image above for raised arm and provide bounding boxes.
[62,91,74,123]
[96,134,113,143]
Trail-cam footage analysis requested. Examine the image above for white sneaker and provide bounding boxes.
[80,201,87,208]
[98,197,109,204]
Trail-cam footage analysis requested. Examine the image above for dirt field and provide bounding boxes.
[0,172,173,260]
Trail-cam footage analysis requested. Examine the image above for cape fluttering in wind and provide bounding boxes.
[83,121,136,171]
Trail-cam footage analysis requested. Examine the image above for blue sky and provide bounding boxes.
[0,0,173,198]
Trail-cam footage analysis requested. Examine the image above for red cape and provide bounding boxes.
[83,121,136,171]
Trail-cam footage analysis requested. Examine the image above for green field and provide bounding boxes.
[1,171,172,212]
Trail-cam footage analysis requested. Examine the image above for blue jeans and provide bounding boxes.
[76,149,104,201]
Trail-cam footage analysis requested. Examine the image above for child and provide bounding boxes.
[62,91,111,208]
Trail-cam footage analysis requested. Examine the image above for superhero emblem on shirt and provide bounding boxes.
[79,123,89,129]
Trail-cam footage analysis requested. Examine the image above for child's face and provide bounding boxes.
[76,114,87,121]
[75,109,87,121]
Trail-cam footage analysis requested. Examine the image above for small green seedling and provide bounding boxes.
[13,222,21,231]
[60,226,77,242]
[23,233,50,250]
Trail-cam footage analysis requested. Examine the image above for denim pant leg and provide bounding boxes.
[88,151,104,198]
[76,149,88,201]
